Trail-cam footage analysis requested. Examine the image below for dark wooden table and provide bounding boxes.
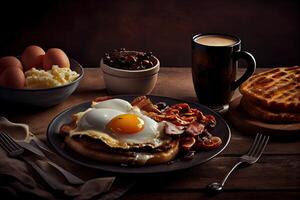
[2,68,299,199]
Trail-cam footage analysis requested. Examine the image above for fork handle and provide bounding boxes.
[207,161,243,191]
[220,161,243,187]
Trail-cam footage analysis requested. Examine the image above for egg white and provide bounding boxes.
[77,108,123,131]
[69,99,169,149]
[91,98,133,113]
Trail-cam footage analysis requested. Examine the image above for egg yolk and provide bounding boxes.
[107,114,144,134]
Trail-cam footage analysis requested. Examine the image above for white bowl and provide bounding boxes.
[100,51,160,95]
[0,58,83,107]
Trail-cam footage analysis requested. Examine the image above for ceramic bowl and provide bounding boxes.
[0,58,83,107]
[100,51,159,95]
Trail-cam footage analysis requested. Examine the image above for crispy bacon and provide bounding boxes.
[201,136,222,150]
[131,96,161,113]
[170,103,190,113]
[185,121,205,136]
[164,122,185,135]
[180,136,196,151]
[93,96,112,103]
[130,96,221,152]
[144,102,212,127]
[191,108,206,122]
[146,112,165,122]
[205,115,217,127]
[60,116,77,136]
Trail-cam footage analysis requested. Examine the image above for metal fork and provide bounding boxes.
[207,133,269,192]
[0,131,70,191]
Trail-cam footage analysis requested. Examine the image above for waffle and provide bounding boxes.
[240,97,300,123]
[240,66,300,113]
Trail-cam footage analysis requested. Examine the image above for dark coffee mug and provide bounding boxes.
[192,33,256,108]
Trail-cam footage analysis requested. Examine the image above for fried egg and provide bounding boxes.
[69,99,168,149]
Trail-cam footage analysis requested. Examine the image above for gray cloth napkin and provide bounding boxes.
[0,117,135,200]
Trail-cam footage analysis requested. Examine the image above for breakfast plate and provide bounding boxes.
[47,95,231,174]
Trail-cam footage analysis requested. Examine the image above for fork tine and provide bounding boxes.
[255,136,269,159]
[246,133,259,155]
[0,132,20,151]
[0,133,15,152]
[0,132,24,156]
[247,133,262,156]
[253,135,267,157]
[0,135,12,152]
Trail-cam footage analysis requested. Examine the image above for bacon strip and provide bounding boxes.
[164,122,185,135]
[93,96,112,103]
[185,121,205,136]
[130,96,221,151]
[131,96,161,113]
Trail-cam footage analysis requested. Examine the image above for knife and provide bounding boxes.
[28,132,55,155]
[18,141,84,185]
[19,141,45,157]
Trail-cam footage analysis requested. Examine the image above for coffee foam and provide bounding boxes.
[195,35,237,47]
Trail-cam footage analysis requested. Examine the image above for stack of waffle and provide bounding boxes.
[239,66,300,123]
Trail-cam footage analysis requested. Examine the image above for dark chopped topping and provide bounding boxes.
[103,48,156,70]
[156,102,168,110]
[181,150,195,161]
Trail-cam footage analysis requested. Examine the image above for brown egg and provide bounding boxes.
[43,48,70,70]
[0,56,23,74]
[21,45,45,71]
[0,66,25,89]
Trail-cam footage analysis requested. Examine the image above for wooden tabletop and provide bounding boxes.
[1,68,299,200]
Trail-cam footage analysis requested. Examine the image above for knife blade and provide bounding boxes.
[18,141,84,185]
[18,141,46,158]
[28,132,55,155]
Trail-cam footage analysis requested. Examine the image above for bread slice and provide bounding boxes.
[60,113,180,165]
[240,66,300,112]
[240,97,300,123]
[64,136,179,165]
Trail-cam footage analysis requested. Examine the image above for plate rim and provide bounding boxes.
[47,95,231,174]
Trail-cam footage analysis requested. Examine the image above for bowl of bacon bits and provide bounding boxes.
[100,48,159,95]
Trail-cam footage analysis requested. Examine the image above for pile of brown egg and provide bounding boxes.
[0,45,70,89]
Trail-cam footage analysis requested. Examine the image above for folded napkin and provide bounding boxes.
[0,117,135,200]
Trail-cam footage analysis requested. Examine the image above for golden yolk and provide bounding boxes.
[107,114,144,134]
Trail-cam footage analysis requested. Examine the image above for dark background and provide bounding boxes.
[0,0,299,67]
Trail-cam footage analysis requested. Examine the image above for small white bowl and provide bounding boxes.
[100,51,160,95]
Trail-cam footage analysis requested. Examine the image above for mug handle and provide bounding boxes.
[231,51,256,90]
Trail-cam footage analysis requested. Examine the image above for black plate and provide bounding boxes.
[47,95,231,174]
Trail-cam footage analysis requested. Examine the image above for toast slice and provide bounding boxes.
[240,96,300,123]
[64,136,179,165]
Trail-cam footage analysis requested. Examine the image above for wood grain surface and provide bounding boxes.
[0,68,299,200]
